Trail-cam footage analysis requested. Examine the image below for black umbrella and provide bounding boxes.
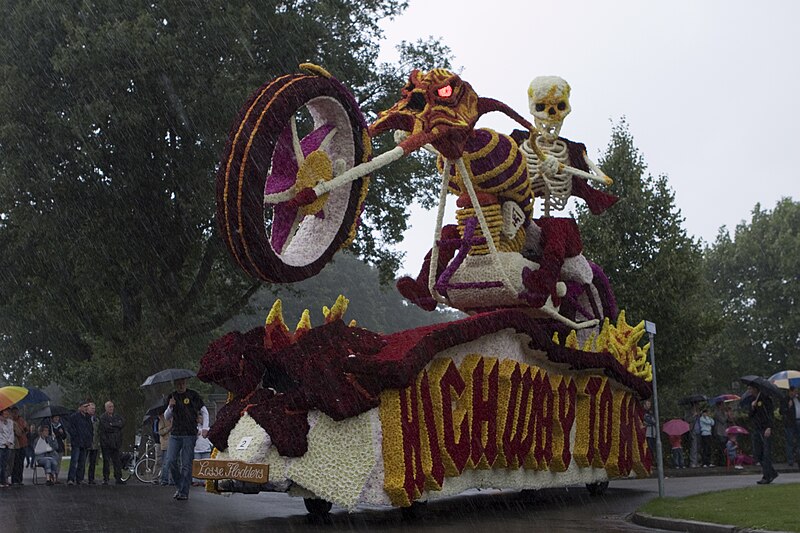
[141,397,168,423]
[28,404,71,419]
[740,375,784,399]
[140,368,196,387]
[679,394,708,405]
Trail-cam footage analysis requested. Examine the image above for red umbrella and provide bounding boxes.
[726,425,749,436]
[662,418,690,436]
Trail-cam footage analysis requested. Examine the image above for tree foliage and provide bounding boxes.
[574,120,711,397]
[0,0,451,415]
[697,198,800,389]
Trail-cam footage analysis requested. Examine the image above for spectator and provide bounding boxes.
[713,403,733,467]
[668,433,684,468]
[748,384,778,484]
[86,402,100,484]
[163,378,209,501]
[67,400,94,485]
[781,386,799,467]
[33,425,59,485]
[0,407,14,487]
[157,413,173,486]
[25,423,37,468]
[685,403,702,467]
[192,414,213,486]
[725,434,754,469]
[642,399,657,460]
[699,408,716,467]
[10,407,29,485]
[99,400,126,485]
[49,415,67,484]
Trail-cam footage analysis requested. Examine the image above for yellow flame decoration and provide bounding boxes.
[552,311,652,382]
[295,309,312,333]
[266,299,288,330]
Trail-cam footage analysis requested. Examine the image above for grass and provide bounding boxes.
[639,483,800,532]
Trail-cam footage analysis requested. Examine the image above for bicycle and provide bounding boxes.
[134,435,161,483]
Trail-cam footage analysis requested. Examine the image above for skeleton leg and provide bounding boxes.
[396,224,460,312]
[520,217,583,308]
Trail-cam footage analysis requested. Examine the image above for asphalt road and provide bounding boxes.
[1,466,798,532]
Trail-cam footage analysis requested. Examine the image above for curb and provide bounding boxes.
[631,512,794,533]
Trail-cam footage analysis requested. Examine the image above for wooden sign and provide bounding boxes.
[192,459,269,484]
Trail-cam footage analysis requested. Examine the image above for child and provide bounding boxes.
[669,433,684,468]
[726,434,754,469]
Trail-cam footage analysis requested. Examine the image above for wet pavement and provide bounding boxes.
[1,464,798,532]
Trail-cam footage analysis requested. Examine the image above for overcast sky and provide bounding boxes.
[377,0,799,274]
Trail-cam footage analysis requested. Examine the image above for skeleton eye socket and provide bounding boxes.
[437,85,453,98]
[557,101,567,111]
[535,103,546,112]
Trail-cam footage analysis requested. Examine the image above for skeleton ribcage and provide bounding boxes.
[521,138,571,213]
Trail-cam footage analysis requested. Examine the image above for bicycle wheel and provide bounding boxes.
[135,457,158,484]
[120,466,132,483]
[216,64,371,283]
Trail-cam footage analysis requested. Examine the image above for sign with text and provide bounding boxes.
[192,459,269,483]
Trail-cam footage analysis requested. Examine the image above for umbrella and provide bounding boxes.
[662,418,690,436]
[709,394,741,405]
[768,370,800,390]
[726,425,749,436]
[0,386,29,410]
[740,375,784,399]
[678,394,708,405]
[28,405,71,420]
[142,397,168,423]
[140,368,196,387]
[16,386,50,406]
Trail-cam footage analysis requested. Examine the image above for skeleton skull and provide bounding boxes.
[527,76,571,141]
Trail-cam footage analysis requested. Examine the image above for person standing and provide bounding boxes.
[699,408,716,467]
[10,407,29,485]
[748,384,778,484]
[50,415,67,484]
[642,400,657,460]
[85,402,100,484]
[782,386,800,467]
[0,408,14,487]
[25,423,37,468]
[163,378,208,501]
[67,400,93,485]
[157,413,173,486]
[713,403,733,467]
[99,400,125,485]
[192,414,213,486]
[685,403,702,468]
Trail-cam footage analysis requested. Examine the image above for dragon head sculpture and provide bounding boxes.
[369,69,531,160]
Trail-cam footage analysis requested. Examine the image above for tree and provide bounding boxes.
[574,120,711,399]
[699,198,800,387]
[0,1,451,416]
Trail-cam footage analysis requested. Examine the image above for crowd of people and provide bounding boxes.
[643,385,800,485]
[1,378,212,500]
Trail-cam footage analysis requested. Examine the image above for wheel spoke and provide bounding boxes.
[290,114,304,167]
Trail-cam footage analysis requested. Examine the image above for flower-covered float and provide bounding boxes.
[195,64,654,516]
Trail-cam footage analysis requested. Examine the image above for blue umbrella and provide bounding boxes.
[16,387,50,406]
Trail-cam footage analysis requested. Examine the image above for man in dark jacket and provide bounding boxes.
[783,386,800,467]
[67,400,94,485]
[164,378,209,501]
[748,385,778,484]
[99,400,126,485]
[50,415,68,483]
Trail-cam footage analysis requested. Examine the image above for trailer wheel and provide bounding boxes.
[586,481,609,496]
[303,497,333,517]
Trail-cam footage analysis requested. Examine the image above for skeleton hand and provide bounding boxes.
[540,155,560,178]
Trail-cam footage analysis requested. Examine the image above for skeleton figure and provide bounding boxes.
[521,76,612,218]
[517,76,619,310]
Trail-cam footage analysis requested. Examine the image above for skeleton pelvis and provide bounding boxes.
[444,253,563,313]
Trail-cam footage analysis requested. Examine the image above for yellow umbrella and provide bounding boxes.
[0,386,29,410]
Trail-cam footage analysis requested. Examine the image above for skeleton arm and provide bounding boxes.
[581,151,613,186]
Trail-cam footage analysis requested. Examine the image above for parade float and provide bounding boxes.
[192,64,654,516]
